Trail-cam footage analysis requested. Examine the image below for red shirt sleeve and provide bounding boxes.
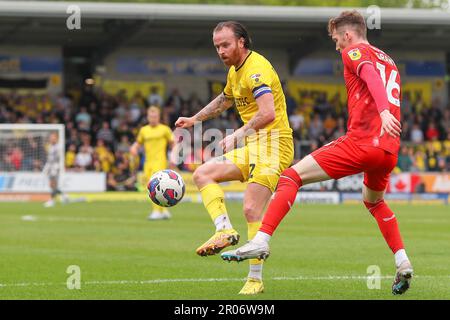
[342,45,373,76]
[359,63,389,113]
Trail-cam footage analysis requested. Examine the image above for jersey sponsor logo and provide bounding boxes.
[348,48,362,61]
[235,97,250,107]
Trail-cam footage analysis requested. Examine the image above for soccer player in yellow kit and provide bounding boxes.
[175,21,293,294]
[131,106,174,220]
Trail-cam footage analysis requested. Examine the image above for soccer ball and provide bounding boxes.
[147,170,185,207]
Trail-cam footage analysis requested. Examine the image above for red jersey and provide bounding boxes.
[342,43,401,155]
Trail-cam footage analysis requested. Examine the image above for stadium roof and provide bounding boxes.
[0,1,450,58]
[1,1,450,24]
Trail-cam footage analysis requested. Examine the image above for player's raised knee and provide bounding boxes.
[193,164,212,187]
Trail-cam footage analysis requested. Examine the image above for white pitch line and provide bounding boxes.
[272,275,394,281]
[1,275,448,288]
[20,215,143,224]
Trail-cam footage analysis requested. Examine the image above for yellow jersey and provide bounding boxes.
[137,124,173,164]
[223,50,292,140]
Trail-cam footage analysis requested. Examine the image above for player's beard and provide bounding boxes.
[221,55,233,67]
[221,47,240,67]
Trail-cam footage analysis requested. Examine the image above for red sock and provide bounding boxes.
[364,200,404,254]
[260,168,302,236]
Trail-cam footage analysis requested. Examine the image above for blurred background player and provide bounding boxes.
[43,132,69,207]
[131,106,174,220]
[175,21,293,295]
[222,10,414,295]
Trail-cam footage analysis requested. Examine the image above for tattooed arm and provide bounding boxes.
[194,93,234,121]
[241,93,276,132]
[175,93,234,128]
[220,92,276,153]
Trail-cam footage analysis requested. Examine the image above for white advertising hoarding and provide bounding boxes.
[0,172,106,193]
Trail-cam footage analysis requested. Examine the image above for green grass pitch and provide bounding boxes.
[0,200,449,299]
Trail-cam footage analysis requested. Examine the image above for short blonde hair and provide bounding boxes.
[147,106,161,114]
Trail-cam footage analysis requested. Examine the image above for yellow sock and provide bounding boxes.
[152,201,164,212]
[200,183,229,223]
[248,221,263,266]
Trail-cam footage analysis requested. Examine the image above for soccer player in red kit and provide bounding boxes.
[221,10,413,295]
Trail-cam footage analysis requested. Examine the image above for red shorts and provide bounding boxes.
[311,135,397,191]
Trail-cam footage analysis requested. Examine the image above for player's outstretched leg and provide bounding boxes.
[236,183,272,295]
[363,185,413,295]
[195,228,240,256]
[221,167,302,262]
[392,260,414,295]
[195,183,239,256]
[193,162,243,256]
[221,240,270,262]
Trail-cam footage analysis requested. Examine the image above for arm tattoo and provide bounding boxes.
[245,111,267,131]
[194,93,233,122]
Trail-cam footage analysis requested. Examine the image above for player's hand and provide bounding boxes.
[380,110,401,138]
[219,129,245,153]
[175,117,195,128]
[129,144,139,157]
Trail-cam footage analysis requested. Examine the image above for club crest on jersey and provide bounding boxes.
[348,48,362,61]
[250,73,261,84]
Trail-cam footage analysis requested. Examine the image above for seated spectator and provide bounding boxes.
[116,135,131,154]
[147,87,163,107]
[165,88,184,124]
[425,142,438,171]
[37,94,52,114]
[129,96,143,125]
[187,92,203,114]
[115,122,134,142]
[96,121,114,146]
[98,145,115,173]
[397,146,413,172]
[75,106,92,131]
[323,113,337,132]
[91,152,102,172]
[314,92,332,118]
[332,118,346,140]
[410,123,424,144]
[75,145,93,171]
[65,144,77,169]
[289,113,304,134]
[411,149,426,172]
[425,122,440,141]
[107,159,136,191]
[437,154,447,172]
[283,87,297,117]
[308,113,323,141]
[444,132,450,156]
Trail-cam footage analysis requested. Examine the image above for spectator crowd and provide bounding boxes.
[0,84,449,191]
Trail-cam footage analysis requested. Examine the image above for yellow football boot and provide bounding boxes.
[238,277,264,295]
[195,229,240,256]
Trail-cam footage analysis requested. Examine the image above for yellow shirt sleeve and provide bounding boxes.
[245,67,274,99]
[165,126,174,144]
[137,127,144,145]
[223,69,233,98]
